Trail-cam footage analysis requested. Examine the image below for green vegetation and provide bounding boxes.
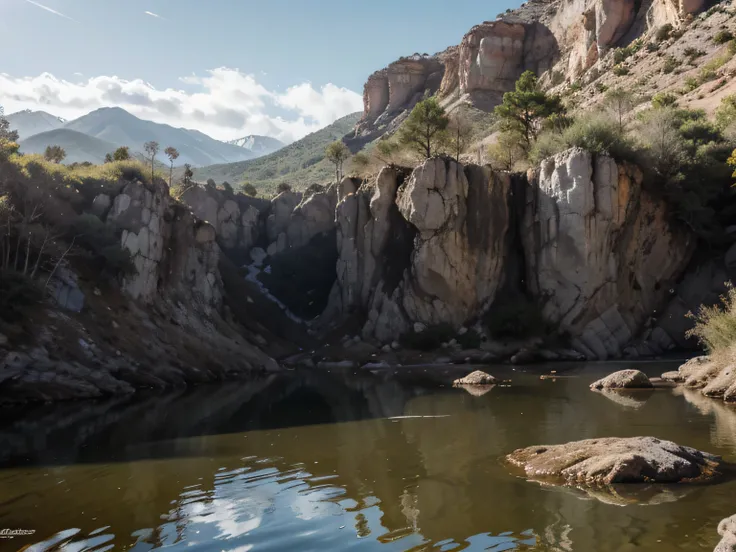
[164,146,180,187]
[656,24,673,42]
[652,91,678,108]
[242,182,257,197]
[398,97,450,158]
[687,283,736,352]
[324,140,351,183]
[44,145,66,164]
[495,70,564,150]
[193,112,361,196]
[714,29,734,44]
[662,56,679,74]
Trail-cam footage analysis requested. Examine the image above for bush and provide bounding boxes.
[612,65,630,76]
[484,297,550,339]
[684,76,699,92]
[662,56,679,74]
[646,42,659,52]
[714,29,734,44]
[529,131,566,165]
[560,113,636,160]
[276,182,292,194]
[716,94,736,129]
[242,182,258,197]
[652,91,678,108]
[550,70,564,86]
[656,24,673,42]
[687,283,736,352]
[684,47,706,60]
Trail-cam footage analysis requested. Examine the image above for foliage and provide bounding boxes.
[487,131,527,170]
[242,182,258,197]
[714,29,734,44]
[398,97,450,158]
[324,140,351,183]
[276,182,292,194]
[112,146,131,161]
[655,24,673,42]
[652,92,678,108]
[684,47,706,61]
[716,94,736,129]
[612,64,630,76]
[144,141,159,183]
[0,109,19,142]
[528,131,565,165]
[561,113,636,160]
[604,88,637,131]
[662,56,679,74]
[686,283,736,352]
[684,76,699,92]
[44,145,66,164]
[495,70,565,149]
[550,70,564,86]
[445,112,474,162]
[164,146,179,186]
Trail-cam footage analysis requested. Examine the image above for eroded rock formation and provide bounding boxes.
[324,158,517,342]
[523,148,694,360]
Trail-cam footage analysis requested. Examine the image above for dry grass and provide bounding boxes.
[687,283,736,353]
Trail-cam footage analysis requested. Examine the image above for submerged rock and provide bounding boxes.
[590,370,653,390]
[453,370,497,385]
[716,515,736,552]
[507,436,721,485]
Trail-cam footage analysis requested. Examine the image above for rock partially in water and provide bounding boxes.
[665,355,736,403]
[507,436,721,485]
[716,514,736,552]
[590,370,653,390]
[453,370,497,385]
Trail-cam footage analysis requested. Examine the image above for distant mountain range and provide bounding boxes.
[8,107,285,167]
[193,112,362,194]
[7,110,66,139]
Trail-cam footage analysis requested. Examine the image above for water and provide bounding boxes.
[1,361,735,551]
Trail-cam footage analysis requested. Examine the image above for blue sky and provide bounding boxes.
[0,0,522,141]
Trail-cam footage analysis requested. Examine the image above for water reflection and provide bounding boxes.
[0,362,734,551]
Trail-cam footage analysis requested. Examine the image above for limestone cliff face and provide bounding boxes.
[107,181,222,310]
[180,185,266,252]
[264,188,337,256]
[522,148,694,359]
[325,158,516,342]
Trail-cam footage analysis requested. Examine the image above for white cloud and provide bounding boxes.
[0,68,363,143]
[144,11,165,19]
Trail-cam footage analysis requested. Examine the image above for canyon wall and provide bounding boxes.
[313,150,694,359]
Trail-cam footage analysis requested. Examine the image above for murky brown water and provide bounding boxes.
[0,361,735,551]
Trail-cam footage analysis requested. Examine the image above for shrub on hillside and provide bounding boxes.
[561,114,636,160]
[656,24,673,42]
[686,283,736,352]
[276,182,292,194]
[612,65,630,76]
[652,91,679,108]
[714,29,734,44]
[662,56,679,74]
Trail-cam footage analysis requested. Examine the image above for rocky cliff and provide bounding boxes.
[348,0,707,141]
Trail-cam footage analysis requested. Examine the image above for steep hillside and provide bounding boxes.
[7,109,65,140]
[19,129,119,164]
[63,107,256,167]
[193,112,361,193]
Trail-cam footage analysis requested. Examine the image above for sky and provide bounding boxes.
[0,0,522,142]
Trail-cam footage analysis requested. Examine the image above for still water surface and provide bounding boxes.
[1,361,735,551]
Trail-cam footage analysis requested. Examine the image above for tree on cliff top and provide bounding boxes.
[495,71,564,149]
[0,106,19,143]
[325,140,350,184]
[398,97,449,158]
[445,112,474,163]
[44,145,66,164]
[164,146,180,187]
[144,141,159,184]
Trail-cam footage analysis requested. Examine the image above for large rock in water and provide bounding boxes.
[716,515,736,552]
[664,355,736,403]
[522,148,693,360]
[590,369,653,390]
[453,370,497,385]
[507,437,721,485]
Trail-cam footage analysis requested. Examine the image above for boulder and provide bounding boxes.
[507,436,721,485]
[453,370,497,385]
[665,355,736,403]
[716,515,736,552]
[590,369,653,390]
